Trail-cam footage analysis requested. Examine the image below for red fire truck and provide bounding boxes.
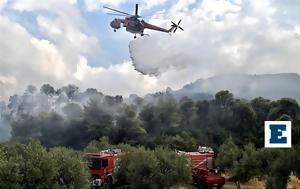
[86,147,224,189]
[85,149,120,189]
[179,146,225,189]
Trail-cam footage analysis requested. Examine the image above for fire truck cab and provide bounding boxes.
[86,149,120,189]
[179,146,225,189]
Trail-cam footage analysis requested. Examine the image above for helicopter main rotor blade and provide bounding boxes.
[103,6,131,16]
[135,4,139,16]
[178,26,184,31]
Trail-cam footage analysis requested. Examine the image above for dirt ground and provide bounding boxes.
[224,176,300,189]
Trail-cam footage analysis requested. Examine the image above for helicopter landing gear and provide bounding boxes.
[114,29,116,32]
[134,35,137,39]
[141,33,144,36]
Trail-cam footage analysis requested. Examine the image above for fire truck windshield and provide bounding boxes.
[88,158,108,169]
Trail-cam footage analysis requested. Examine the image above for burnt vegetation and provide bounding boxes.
[0,84,300,189]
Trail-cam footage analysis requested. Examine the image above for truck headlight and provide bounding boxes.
[92,179,102,186]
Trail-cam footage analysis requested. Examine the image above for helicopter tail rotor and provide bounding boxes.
[170,19,184,33]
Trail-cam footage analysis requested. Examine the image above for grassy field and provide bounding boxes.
[170,176,300,189]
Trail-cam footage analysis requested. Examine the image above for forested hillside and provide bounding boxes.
[0,84,300,189]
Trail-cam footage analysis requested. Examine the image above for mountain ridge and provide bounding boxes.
[169,73,300,101]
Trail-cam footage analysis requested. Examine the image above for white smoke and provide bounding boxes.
[129,0,300,81]
[0,100,11,142]
[0,84,119,142]
[6,85,103,119]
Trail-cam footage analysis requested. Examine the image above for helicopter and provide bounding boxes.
[104,4,184,38]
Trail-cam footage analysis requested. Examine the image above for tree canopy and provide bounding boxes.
[1,84,300,189]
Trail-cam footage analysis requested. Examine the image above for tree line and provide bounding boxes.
[8,86,300,150]
[1,84,300,188]
[0,138,192,189]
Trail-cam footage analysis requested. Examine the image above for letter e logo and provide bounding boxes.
[265,121,291,148]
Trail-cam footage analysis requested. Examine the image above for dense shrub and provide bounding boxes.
[114,147,192,189]
[0,141,89,189]
[50,147,89,189]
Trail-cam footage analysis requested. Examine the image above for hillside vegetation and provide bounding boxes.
[0,84,300,188]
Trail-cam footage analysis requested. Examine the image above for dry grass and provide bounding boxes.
[117,176,300,189]
[288,175,300,189]
[224,176,300,189]
[224,178,264,189]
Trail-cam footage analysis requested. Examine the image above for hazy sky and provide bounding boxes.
[1,0,300,100]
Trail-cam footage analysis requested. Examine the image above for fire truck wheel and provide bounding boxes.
[197,183,204,189]
[104,178,113,189]
[211,186,223,189]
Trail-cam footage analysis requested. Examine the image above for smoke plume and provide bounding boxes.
[129,0,300,80]
[0,84,126,143]
[0,101,10,142]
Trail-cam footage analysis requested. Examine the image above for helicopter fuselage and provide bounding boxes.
[110,16,144,34]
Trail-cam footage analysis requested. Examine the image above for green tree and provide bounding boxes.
[169,132,197,151]
[194,100,210,128]
[140,104,161,136]
[9,141,57,189]
[268,98,299,120]
[156,96,181,131]
[115,147,192,189]
[178,96,196,129]
[50,148,89,189]
[0,146,22,189]
[232,143,261,181]
[84,137,113,153]
[216,137,241,172]
[154,147,192,188]
[84,98,113,140]
[257,148,295,189]
[112,106,146,145]
[115,147,159,189]
[250,97,272,147]
[215,90,234,109]
[250,97,271,123]
[40,84,56,96]
[39,112,66,148]
[231,101,257,145]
